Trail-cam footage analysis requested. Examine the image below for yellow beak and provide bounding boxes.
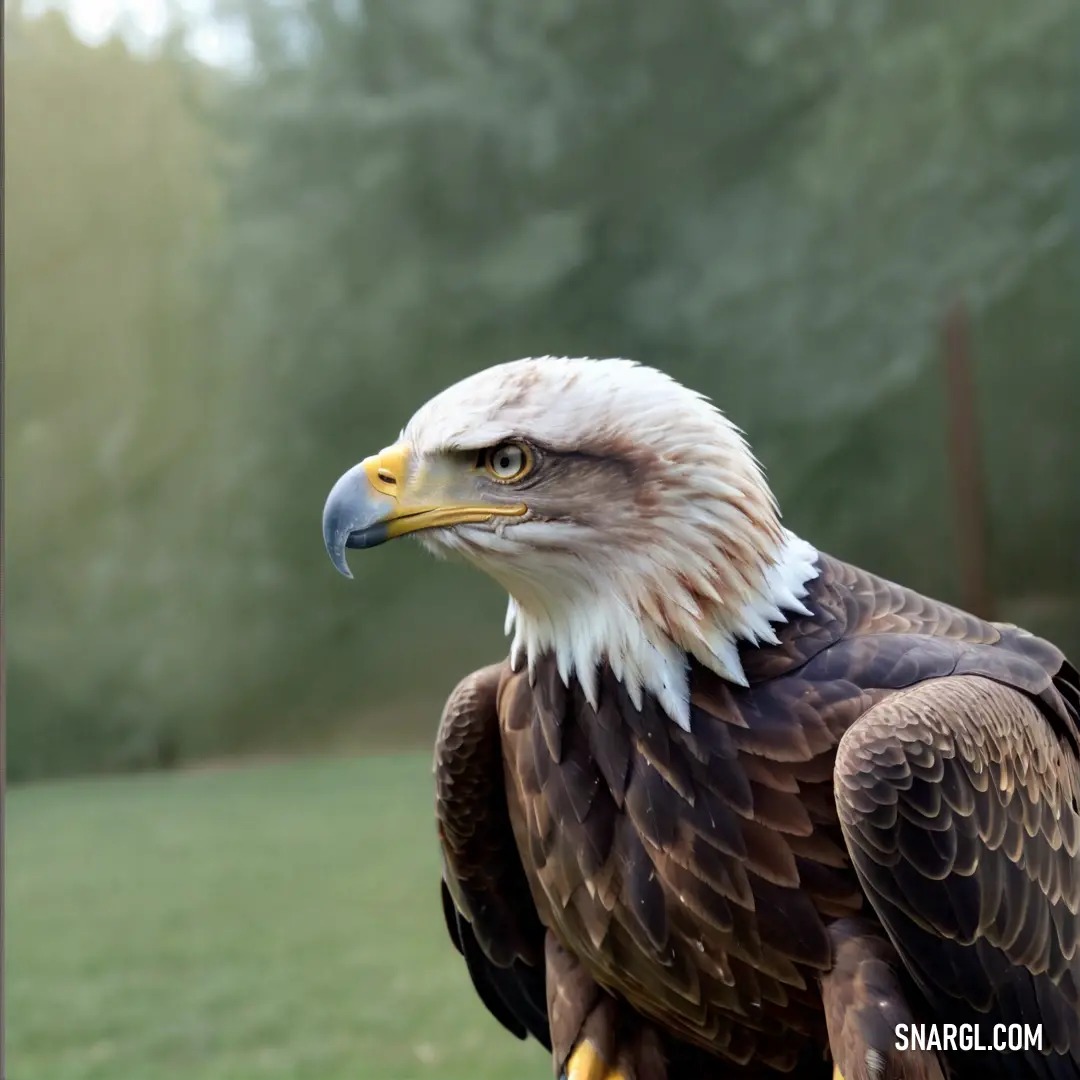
[322,443,526,577]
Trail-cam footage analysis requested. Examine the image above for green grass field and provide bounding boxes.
[7,753,545,1080]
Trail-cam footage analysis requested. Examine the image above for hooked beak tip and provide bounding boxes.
[322,459,399,578]
[331,547,355,580]
[323,518,356,580]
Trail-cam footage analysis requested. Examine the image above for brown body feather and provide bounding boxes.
[436,554,1080,1078]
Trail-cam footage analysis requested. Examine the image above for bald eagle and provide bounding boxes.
[323,358,1080,1080]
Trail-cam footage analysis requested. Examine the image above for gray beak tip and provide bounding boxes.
[323,463,393,579]
[322,480,359,580]
[323,519,356,580]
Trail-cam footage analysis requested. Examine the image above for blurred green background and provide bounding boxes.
[6,0,1080,1076]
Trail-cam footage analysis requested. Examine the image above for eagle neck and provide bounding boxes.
[505,531,821,731]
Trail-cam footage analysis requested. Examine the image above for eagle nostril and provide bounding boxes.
[377,469,396,485]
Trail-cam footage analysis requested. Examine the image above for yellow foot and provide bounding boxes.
[564,1039,627,1080]
[833,1068,846,1080]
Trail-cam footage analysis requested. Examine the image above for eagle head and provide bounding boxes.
[323,357,817,728]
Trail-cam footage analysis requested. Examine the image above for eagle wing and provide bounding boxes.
[836,672,1080,1080]
[434,663,550,1050]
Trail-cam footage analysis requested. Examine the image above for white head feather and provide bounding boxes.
[402,356,818,729]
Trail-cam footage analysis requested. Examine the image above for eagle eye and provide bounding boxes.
[483,441,532,483]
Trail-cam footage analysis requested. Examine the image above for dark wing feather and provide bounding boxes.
[434,663,551,1051]
[836,674,1080,1080]
[821,918,946,1080]
[440,878,542,1041]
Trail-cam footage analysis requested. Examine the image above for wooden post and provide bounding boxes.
[942,297,994,620]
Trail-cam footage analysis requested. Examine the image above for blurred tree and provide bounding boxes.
[8,0,1079,779]
[6,11,228,778]
[212,0,1080,750]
